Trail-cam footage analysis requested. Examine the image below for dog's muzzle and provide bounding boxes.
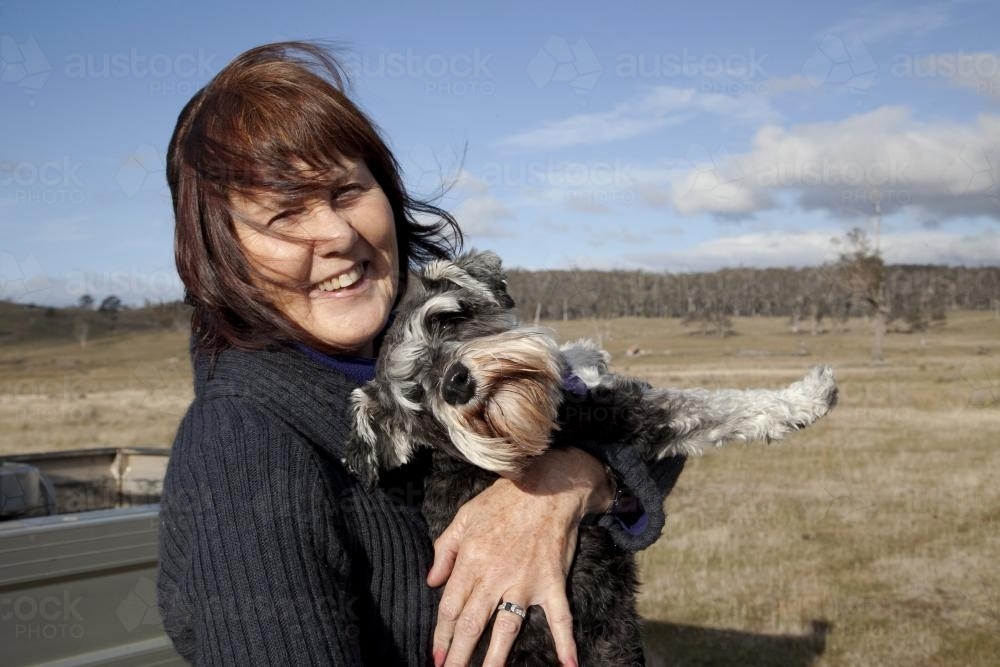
[442,362,476,405]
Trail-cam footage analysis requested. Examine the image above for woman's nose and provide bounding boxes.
[302,204,359,256]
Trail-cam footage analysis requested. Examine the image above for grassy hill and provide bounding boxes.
[0,300,190,346]
[0,312,997,665]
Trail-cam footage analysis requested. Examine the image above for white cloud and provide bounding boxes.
[649,106,1000,221]
[453,168,490,195]
[764,74,814,95]
[567,198,613,214]
[482,105,998,224]
[822,2,953,43]
[451,195,516,237]
[625,228,1000,272]
[912,52,1000,99]
[498,86,777,151]
[588,224,672,245]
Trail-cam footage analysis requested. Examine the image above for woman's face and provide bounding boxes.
[230,159,399,357]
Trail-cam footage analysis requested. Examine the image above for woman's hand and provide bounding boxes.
[426,447,615,667]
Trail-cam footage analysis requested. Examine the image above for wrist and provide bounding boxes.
[570,450,617,517]
[518,447,615,520]
[601,466,621,514]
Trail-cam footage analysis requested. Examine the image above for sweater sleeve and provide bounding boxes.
[157,397,365,666]
[574,442,687,552]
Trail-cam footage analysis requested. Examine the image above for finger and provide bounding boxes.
[443,587,498,667]
[432,570,475,664]
[482,602,525,667]
[541,588,578,667]
[427,530,461,587]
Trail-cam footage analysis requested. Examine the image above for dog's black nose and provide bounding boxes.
[442,362,476,406]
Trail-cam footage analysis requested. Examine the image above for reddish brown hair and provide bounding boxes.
[168,41,462,353]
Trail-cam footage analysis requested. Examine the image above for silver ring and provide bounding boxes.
[496,601,527,619]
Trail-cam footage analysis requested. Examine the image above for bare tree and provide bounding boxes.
[790,294,805,334]
[683,295,734,337]
[834,227,889,361]
[502,262,996,324]
[73,317,89,348]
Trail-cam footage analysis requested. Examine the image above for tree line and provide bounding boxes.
[504,263,999,330]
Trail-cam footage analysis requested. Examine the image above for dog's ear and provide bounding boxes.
[344,386,415,490]
[421,250,515,310]
[454,249,502,279]
[455,250,515,309]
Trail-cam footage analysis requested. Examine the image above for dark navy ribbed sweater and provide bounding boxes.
[156,344,685,665]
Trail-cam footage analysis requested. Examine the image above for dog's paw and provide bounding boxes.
[788,365,839,424]
[344,437,381,491]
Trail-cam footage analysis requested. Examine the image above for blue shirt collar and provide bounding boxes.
[294,343,377,385]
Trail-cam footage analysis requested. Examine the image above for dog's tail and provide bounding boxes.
[646,365,838,458]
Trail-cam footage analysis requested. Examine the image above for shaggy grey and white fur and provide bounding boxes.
[345,250,838,666]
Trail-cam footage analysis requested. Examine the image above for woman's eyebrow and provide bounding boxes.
[266,209,293,225]
[231,198,290,226]
[330,165,361,183]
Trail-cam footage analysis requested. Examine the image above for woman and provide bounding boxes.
[157,42,685,666]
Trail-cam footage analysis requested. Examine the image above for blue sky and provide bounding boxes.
[1,0,998,306]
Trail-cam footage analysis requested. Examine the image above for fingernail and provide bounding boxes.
[433,649,446,667]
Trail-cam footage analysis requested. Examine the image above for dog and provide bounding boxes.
[346,250,838,665]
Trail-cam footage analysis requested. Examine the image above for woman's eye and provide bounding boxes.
[266,209,303,227]
[331,183,363,201]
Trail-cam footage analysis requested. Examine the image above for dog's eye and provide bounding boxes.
[430,309,469,327]
[407,384,425,403]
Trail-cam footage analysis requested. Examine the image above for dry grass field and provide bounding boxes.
[1,312,997,665]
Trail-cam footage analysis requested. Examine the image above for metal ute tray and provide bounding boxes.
[0,447,170,514]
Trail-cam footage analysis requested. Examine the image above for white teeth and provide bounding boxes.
[338,265,363,289]
[316,265,364,292]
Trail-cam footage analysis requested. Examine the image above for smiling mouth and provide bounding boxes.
[314,262,367,293]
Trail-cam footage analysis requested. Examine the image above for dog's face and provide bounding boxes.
[346,251,565,488]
